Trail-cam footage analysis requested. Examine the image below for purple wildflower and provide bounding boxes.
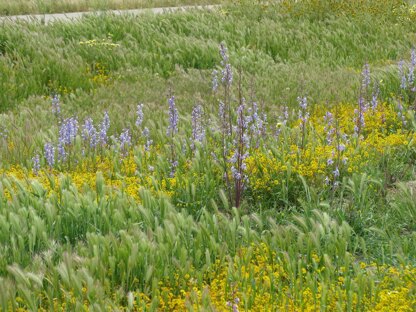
[324,111,334,145]
[59,117,78,146]
[191,104,205,148]
[51,94,61,117]
[57,143,66,162]
[371,85,379,110]
[82,117,98,148]
[219,43,232,86]
[409,48,415,86]
[397,102,407,126]
[361,63,371,92]
[298,96,309,126]
[212,69,219,92]
[136,104,144,128]
[119,128,131,156]
[167,96,179,136]
[32,154,40,175]
[44,143,55,168]
[99,111,110,145]
[333,167,340,178]
[399,60,407,90]
[142,127,153,152]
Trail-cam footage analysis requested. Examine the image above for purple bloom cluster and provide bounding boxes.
[230,103,249,182]
[399,60,407,90]
[226,297,240,312]
[59,117,78,145]
[324,111,334,145]
[362,63,371,93]
[99,111,110,146]
[142,127,153,152]
[353,96,366,137]
[398,48,416,93]
[119,129,131,156]
[32,154,40,175]
[82,117,98,149]
[409,48,415,86]
[246,102,267,148]
[219,43,233,86]
[0,126,8,140]
[191,104,205,148]
[371,85,379,110]
[58,117,78,160]
[397,101,407,126]
[298,96,309,126]
[51,94,61,117]
[212,69,219,93]
[44,143,55,168]
[167,96,179,136]
[136,104,144,128]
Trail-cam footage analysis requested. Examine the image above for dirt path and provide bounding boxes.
[0,5,220,24]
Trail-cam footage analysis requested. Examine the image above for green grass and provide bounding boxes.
[0,1,416,310]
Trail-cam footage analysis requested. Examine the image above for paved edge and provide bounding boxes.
[0,4,220,24]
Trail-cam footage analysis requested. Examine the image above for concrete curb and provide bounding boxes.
[0,5,220,24]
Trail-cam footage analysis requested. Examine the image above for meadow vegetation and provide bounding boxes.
[0,0,416,311]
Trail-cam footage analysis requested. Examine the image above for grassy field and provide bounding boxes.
[0,0,224,16]
[0,0,416,311]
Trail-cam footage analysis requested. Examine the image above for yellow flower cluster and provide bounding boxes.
[7,244,416,311]
[246,102,414,198]
[0,155,174,202]
[79,38,120,49]
[87,62,111,85]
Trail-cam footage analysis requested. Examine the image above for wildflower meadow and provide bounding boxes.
[0,0,415,311]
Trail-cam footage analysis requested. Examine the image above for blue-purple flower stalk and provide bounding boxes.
[298,96,309,148]
[82,117,98,149]
[220,43,232,87]
[230,102,249,208]
[246,102,267,148]
[324,111,334,145]
[212,70,219,93]
[166,96,179,137]
[58,117,78,162]
[119,128,131,157]
[226,298,240,312]
[44,143,55,168]
[0,126,8,140]
[142,127,153,152]
[371,85,379,110]
[218,43,233,136]
[408,48,415,86]
[353,95,366,138]
[397,101,407,127]
[51,94,61,118]
[275,106,289,138]
[167,96,179,177]
[191,104,205,150]
[136,104,144,128]
[99,111,110,146]
[399,60,407,90]
[362,63,371,97]
[32,154,40,175]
